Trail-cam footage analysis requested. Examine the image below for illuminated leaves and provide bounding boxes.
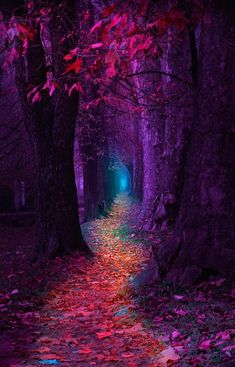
[17,23,36,41]
[64,58,83,74]
[68,82,84,96]
[90,42,103,49]
[3,197,234,367]
[158,346,180,365]
[42,78,59,97]
[105,51,119,78]
[102,3,118,18]
[63,48,79,61]
[89,20,103,34]
[96,331,113,339]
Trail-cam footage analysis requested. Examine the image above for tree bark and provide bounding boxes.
[15,1,91,258]
[157,0,235,285]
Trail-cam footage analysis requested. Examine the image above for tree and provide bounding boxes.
[2,1,92,258]
[157,0,235,285]
[2,0,234,285]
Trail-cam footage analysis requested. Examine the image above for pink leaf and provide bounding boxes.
[89,20,103,34]
[171,330,181,339]
[68,82,84,96]
[222,345,235,352]
[32,92,42,104]
[158,346,180,365]
[174,308,188,316]
[198,339,212,350]
[91,42,103,49]
[174,295,184,300]
[107,14,122,31]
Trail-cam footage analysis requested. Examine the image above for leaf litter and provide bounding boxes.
[0,194,234,366]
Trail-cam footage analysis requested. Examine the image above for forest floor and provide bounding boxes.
[0,194,234,367]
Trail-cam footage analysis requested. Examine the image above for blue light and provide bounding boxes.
[120,175,128,191]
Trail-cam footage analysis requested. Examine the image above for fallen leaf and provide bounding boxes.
[158,346,180,365]
[96,331,113,339]
[11,289,19,295]
[174,295,184,300]
[122,352,134,358]
[198,339,212,350]
[80,347,92,354]
[171,330,181,339]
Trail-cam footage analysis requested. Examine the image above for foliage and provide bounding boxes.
[0,0,206,110]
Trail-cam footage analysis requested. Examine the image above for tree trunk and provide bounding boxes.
[35,92,89,258]
[133,119,143,200]
[83,156,99,221]
[152,2,193,231]
[132,60,161,229]
[15,1,91,258]
[157,0,235,285]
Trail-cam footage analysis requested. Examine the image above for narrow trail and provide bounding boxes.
[26,194,167,367]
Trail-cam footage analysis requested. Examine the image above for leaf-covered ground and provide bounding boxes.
[0,195,234,367]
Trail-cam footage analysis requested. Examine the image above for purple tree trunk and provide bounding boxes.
[15,1,91,258]
[157,0,235,285]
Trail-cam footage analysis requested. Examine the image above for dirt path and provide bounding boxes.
[16,194,169,367]
[2,195,234,367]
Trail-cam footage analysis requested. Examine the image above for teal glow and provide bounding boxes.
[120,175,128,191]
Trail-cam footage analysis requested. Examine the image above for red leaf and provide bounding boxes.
[96,331,113,339]
[103,3,118,17]
[80,347,92,354]
[17,23,36,40]
[64,53,73,61]
[65,58,82,74]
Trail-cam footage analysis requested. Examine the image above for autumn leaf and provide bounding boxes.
[158,346,180,365]
[90,42,103,49]
[68,82,84,96]
[103,3,118,17]
[174,294,184,300]
[38,354,62,360]
[32,91,42,104]
[11,289,19,295]
[80,347,92,354]
[17,23,36,40]
[198,339,212,350]
[121,352,134,358]
[89,20,103,34]
[96,330,113,339]
[107,13,122,31]
[64,53,73,61]
[64,58,83,74]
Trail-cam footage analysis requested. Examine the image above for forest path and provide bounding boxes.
[25,194,170,367]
